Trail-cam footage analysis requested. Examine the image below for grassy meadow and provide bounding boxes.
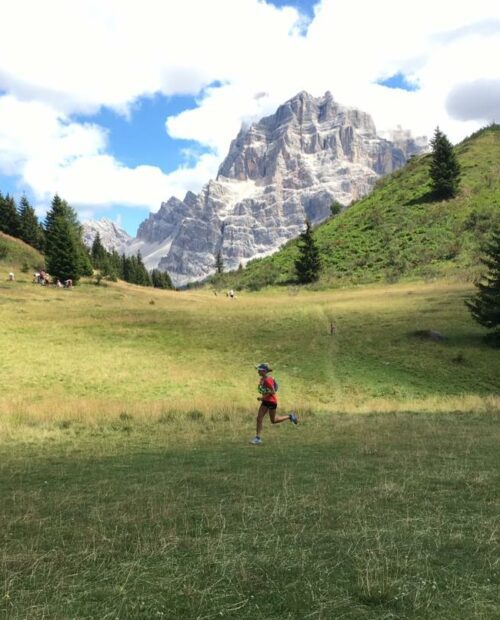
[2,274,500,426]
[1,274,499,618]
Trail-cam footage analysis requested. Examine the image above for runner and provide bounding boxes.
[250,363,298,445]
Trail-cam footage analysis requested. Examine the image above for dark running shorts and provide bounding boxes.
[261,401,277,410]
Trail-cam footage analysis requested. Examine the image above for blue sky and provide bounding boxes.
[74,94,210,234]
[0,0,498,236]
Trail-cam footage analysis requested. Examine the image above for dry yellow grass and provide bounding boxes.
[1,276,499,436]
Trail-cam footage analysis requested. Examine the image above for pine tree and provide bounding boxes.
[18,196,45,251]
[294,220,321,284]
[79,245,94,277]
[151,268,173,289]
[45,215,81,282]
[429,127,461,199]
[44,195,83,281]
[119,253,151,286]
[466,227,500,344]
[214,250,224,274]
[109,250,123,279]
[0,193,21,237]
[135,252,152,286]
[121,254,131,282]
[44,195,92,276]
[44,195,79,232]
[91,232,107,270]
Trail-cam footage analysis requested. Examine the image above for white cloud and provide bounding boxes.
[446,79,500,122]
[0,0,499,224]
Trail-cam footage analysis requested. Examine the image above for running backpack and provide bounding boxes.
[259,377,279,394]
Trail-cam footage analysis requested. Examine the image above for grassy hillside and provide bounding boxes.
[0,231,44,276]
[218,124,500,290]
[0,279,499,618]
[1,277,499,425]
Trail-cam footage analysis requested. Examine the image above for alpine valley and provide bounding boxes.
[83,91,427,286]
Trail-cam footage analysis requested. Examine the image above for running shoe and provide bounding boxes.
[289,412,298,425]
[250,437,263,445]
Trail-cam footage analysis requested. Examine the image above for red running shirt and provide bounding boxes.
[259,376,277,405]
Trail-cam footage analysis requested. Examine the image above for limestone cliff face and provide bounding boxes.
[129,91,427,285]
[82,218,131,252]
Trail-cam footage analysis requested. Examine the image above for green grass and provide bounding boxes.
[0,231,44,274]
[1,412,499,619]
[218,124,500,290]
[0,275,499,618]
[0,278,499,421]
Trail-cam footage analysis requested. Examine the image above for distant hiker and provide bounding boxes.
[56,279,63,288]
[330,322,337,336]
[229,289,235,299]
[250,363,298,445]
[64,279,73,288]
[8,272,15,281]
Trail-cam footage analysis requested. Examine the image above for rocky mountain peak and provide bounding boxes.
[125,91,428,286]
[82,218,131,253]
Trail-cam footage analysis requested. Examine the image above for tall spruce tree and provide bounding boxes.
[45,195,82,281]
[18,196,45,251]
[44,195,92,277]
[0,193,21,237]
[466,227,500,345]
[109,250,123,279]
[429,127,461,199]
[45,215,81,282]
[134,252,151,286]
[91,232,107,270]
[295,220,321,284]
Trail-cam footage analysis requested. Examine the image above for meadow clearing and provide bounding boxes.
[1,275,499,618]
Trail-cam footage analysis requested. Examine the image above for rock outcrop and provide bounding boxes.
[82,219,131,253]
[128,91,427,285]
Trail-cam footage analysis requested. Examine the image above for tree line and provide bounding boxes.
[0,193,173,289]
[90,232,172,289]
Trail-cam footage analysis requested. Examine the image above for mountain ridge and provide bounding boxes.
[125,91,427,285]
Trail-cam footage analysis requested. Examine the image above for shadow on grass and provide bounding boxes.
[404,190,438,206]
[1,413,500,619]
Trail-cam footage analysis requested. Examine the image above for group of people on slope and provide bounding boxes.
[33,270,72,288]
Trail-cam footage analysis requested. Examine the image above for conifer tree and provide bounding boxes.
[45,195,82,281]
[44,195,92,277]
[121,253,131,282]
[91,232,107,270]
[151,268,173,289]
[0,193,21,237]
[429,127,461,199]
[18,196,45,251]
[294,220,321,284]
[466,227,500,344]
[135,252,151,286]
[109,250,123,279]
[45,215,81,282]
[214,250,224,274]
